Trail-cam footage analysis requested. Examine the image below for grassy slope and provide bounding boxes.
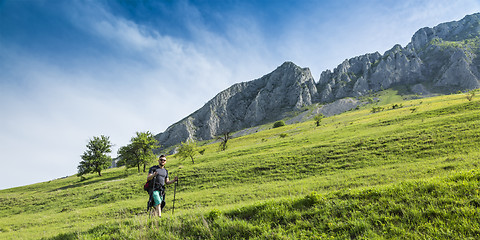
[1,90,480,239]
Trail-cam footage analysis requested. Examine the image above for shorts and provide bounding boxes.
[152,190,163,207]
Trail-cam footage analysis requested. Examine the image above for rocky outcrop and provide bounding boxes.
[317,13,480,100]
[155,62,318,147]
[318,53,382,102]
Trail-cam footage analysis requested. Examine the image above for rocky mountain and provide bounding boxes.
[156,62,319,148]
[318,13,480,101]
[155,13,480,150]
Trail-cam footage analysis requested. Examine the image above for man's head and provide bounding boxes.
[158,155,167,166]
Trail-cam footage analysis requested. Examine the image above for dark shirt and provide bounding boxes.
[148,165,168,189]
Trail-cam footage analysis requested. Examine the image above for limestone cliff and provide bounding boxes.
[155,62,318,148]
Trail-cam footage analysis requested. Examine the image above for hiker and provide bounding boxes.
[147,155,178,217]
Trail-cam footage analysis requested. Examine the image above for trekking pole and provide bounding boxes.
[172,178,178,215]
[148,175,157,214]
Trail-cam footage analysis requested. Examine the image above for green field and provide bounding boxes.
[1,90,480,239]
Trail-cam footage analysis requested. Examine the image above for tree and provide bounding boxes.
[133,131,160,172]
[117,131,160,172]
[466,90,476,101]
[217,132,232,151]
[313,114,325,127]
[177,139,197,164]
[78,135,112,177]
[117,144,139,171]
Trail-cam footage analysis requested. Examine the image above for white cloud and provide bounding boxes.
[0,1,274,189]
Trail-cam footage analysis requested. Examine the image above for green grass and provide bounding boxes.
[1,89,480,239]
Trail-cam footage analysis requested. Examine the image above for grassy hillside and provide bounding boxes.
[1,90,480,239]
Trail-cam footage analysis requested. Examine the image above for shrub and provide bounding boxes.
[273,120,286,128]
[207,208,222,221]
[371,107,384,113]
[392,103,403,109]
[303,191,322,206]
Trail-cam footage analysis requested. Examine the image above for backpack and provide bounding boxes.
[144,165,161,192]
[144,179,152,191]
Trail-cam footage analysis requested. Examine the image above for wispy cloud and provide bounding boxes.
[0,0,279,189]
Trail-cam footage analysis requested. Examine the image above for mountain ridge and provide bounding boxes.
[155,12,480,150]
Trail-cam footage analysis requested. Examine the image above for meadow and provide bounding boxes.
[1,89,479,239]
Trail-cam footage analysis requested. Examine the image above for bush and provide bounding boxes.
[392,103,403,109]
[207,208,222,221]
[302,191,322,207]
[273,120,286,128]
[371,107,384,113]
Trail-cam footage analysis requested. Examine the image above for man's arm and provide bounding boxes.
[147,171,157,181]
[165,176,178,185]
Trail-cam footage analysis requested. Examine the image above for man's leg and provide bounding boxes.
[152,190,163,217]
[154,204,161,217]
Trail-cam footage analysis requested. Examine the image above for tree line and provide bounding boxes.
[77,131,227,177]
[78,114,327,178]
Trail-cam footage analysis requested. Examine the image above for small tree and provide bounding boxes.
[273,120,285,128]
[466,90,476,101]
[313,114,325,127]
[117,144,140,171]
[117,131,160,172]
[134,131,160,172]
[78,135,112,177]
[177,139,197,164]
[218,132,232,151]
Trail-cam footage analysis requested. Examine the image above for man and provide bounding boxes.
[147,155,178,217]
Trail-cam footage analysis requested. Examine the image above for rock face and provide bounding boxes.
[156,62,318,148]
[156,13,480,150]
[317,13,480,101]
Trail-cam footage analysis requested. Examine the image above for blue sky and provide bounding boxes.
[1,0,479,190]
